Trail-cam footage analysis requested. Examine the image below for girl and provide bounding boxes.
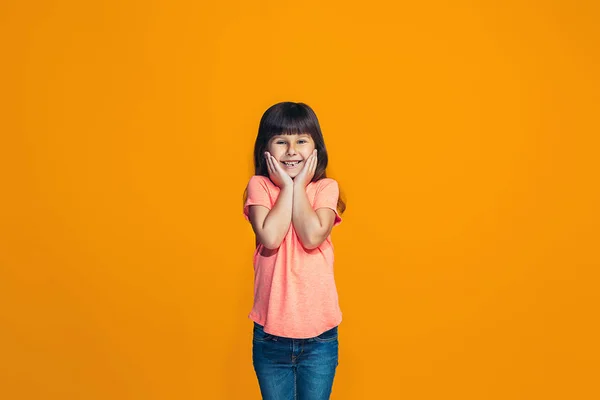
[243,102,346,400]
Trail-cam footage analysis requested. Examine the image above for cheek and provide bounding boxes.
[304,146,315,156]
[266,146,279,157]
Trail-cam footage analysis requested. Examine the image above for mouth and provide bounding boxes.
[281,160,302,169]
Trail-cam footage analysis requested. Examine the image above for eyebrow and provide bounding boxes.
[273,134,310,139]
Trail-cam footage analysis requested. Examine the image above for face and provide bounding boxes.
[267,133,316,178]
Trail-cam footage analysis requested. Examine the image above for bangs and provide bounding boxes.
[261,103,320,138]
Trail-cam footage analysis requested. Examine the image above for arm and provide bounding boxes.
[292,181,336,250]
[248,184,293,250]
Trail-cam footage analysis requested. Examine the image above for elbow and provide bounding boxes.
[259,233,282,250]
[303,234,325,250]
[263,241,281,250]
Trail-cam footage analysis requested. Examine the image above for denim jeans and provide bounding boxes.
[252,322,339,400]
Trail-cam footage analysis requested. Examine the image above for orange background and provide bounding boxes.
[1,1,599,399]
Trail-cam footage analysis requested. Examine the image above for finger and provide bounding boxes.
[302,157,311,173]
[266,154,273,175]
[305,152,314,168]
[275,158,287,177]
[271,155,279,174]
[308,153,316,171]
[272,155,283,173]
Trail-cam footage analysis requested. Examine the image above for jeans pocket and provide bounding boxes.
[313,326,338,343]
[253,323,275,342]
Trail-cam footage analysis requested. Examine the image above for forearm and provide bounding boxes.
[261,185,293,249]
[292,182,323,249]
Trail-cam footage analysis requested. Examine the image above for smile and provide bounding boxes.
[282,161,302,168]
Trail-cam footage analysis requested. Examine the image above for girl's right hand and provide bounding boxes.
[265,152,293,189]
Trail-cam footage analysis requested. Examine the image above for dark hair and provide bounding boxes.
[243,101,346,216]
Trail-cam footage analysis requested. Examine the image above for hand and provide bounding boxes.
[293,149,317,188]
[264,151,294,189]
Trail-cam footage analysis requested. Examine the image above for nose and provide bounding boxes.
[286,144,297,156]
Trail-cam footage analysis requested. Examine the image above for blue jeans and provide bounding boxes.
[252,322,339,400]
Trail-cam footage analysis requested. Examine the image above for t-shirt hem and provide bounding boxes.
[248,312,343,339]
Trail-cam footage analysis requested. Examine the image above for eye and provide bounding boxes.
[274,139,309,144]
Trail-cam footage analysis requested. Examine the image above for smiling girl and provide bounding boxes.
[243,101,346,400]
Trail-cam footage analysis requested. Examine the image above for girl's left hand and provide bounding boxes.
[293,149,317,188]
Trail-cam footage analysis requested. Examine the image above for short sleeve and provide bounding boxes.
[313,179,342,227]
[243,176,272,221]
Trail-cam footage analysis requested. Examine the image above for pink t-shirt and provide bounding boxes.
[243,175,343,339]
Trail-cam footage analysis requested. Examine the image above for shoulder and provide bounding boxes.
[318,177,338,184]
[249,174,268,183]
[248,175,274,187]
[315,178,339,189]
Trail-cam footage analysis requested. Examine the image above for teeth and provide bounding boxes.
[284,161,300,166]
